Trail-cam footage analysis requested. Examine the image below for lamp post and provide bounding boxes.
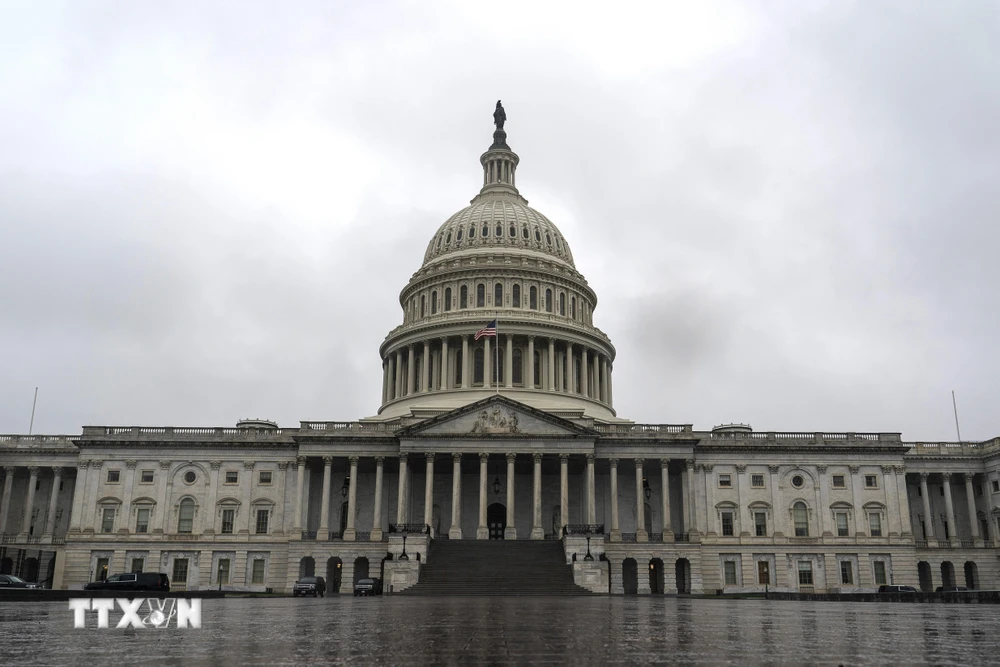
[584,528,594,562]
[400,528,409,561]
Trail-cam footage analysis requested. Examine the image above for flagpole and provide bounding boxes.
[495,313,499,395]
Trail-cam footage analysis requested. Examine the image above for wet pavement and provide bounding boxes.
[1,596,998,665]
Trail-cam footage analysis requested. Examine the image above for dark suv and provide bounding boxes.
[293,576,326,597]
[84,572,170,592]
[354,578,382,596]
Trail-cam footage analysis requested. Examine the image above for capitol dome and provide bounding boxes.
[375,103,620,422]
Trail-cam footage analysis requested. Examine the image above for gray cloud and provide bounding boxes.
[1,1,997,441]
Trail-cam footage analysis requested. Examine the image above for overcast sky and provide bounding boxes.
[1,1,997,440]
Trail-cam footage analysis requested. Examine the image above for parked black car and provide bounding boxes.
[84,572,170,592]
[293,576,326,597]
[354,578,382,596]
[0,574,40,589]
[878,585,918,593]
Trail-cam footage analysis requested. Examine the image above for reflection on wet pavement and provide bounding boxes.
[2,596,998,665]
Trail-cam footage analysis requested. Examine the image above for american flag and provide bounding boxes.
[474,319,497,340]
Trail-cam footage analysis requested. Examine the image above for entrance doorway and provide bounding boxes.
[327,557,342,594]
[487,503,506,539]
[649,558,664,594]
[676,558,691,594]
[622,558,638,595]
[918,561,933,591]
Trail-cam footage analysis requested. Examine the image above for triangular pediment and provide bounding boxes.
[397,396,594,438]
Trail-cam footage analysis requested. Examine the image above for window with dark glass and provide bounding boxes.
[512,348,523,385]
[420,295,425,318]
[221,509,235,534]
[533,351,541,388]
[836,512,849,537]
[793,502,809,537]
[102,508,115,533]
[529,286,537,309]
[840,561,853,585]
[754,511,767,536]
[559,293,565,315]
[512,284,521,307]
[474,347,484,384]
[476,284,485,307]
[460,285,468,308]
[173,559,189,584]
[256,509,269,534]
[454,349,463,385]
[178,498,195,533]
[136,508,150,533]
[723,561,737,585]
[721,512,734,536]
[494,283,503,306]
[431,291,438,315]
[798,561,813,585]
[571,297,576,319]
[444,287,452,311]
[545,289,552,312]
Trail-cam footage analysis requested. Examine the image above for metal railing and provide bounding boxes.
[675,533,690,543]
[621,532,637,543]
[563,524,605,536]
[649,533,664,543]
[388,523,430,534]
[301,531,317,540]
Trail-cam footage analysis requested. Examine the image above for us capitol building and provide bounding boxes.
[2,105,998,596]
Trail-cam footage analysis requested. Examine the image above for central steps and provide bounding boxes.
[401,539,593,596]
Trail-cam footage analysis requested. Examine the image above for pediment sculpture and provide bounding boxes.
[471,407,520,434]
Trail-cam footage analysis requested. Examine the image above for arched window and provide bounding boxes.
[512,284,521,308]
[495,223,503,237]
[456,228,463,242]
[431,291,438,315]
[460,285,468,309]
[178,498,195,534]
[476,284,485,308]
[454,348,463,386]
[420,295,426,318]
[559,293,566,316]
[494,283,503,306]
[445,231,451,244]
[482,223,489,238]
[512,348,523,385]
[546,233,552,246]
[436,234,443,250]
[474,347,485,384]
[793,502,809,537]
[571,297,576,319]
[529,286,537,310]
[509,223,516,238]
[535,229,541,243]
[444,287,452,312]
[522,226,529,239]
[533,351,541,388]
[545,289,552,313]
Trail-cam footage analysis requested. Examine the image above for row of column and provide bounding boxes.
[382,335,613,405]
[0,466,65,538]
[916,471,986,542]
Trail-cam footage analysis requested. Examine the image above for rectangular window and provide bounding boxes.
[131,558,144,573]
[840,561,853,585]
[943,521,950,540]
[723,561,738,585]
[836,512,850,537]
[251,559,266,584]
[797,561,814,586]
[975,484,983,497]
[873,561,887,585]
[140,470,154,483]
[754,512,767,537]
[225,471,239,484]
[101,508,115,533]
[259,471,272,485]
[255,509,269,534]
[869,513,882,537]
[95,557,109,582]
[751,474,765,488]
[135,508,150,534]
[993,480,1000,494]
[757,560,770,585]
[721,512,734,536]
[178,502,194,533]
[107,470,120,483]
[718,474,732,488]
[793,506,809,537]
[217,558,230,585]
[173,558,189,583]
[832,475,845,489]
[865,475,878,489]
[221,509,235,534]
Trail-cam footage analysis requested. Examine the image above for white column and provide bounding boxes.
[505,453,516,539]
[942,472,957,542]
[421,342,431,392]
[965,474,980,540]
[155,461,170,533]
[0,468,14,535]
[20,467,39,535]
[204,461,220,534]
[560,454,569,534]
[701,463,712,537]
[43,467,63,537]
[881,465,899,537]
[566,343,575,394]
[896,466,913,537]
[407,345,416,395]
[477,453,488,539]
[581,348,589,397]
[586,454,596,525]
[371,457,385,541]
[607,363,614,406]
[767,465,781,537]
[382,361,389,404]
[660,459,672,537]
[241,461,255,533]
[293,457,306,533]
[548,339,556,392]
[919,473,934,539]
[849,465,864,536]
[118,460,137,533]
[440,338,450,390]
[505,334,513,389]
[395,350,403,398]
[344,456,359,541]
[609,458,621,541]
[461,336,470,388]
[530,454,543,539]
[67,463,86,533]
[527,336,535,388]
[636,459,648,542]
[319,456,332,536]
[396,454,409,526]
[600,358,609,403]
[450,454,463,539]
[816,465,831,536]
[424,453,435,535]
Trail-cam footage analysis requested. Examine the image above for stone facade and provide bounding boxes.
[1,110,997,595]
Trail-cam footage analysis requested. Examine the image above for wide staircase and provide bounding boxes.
[401,539,593,596]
